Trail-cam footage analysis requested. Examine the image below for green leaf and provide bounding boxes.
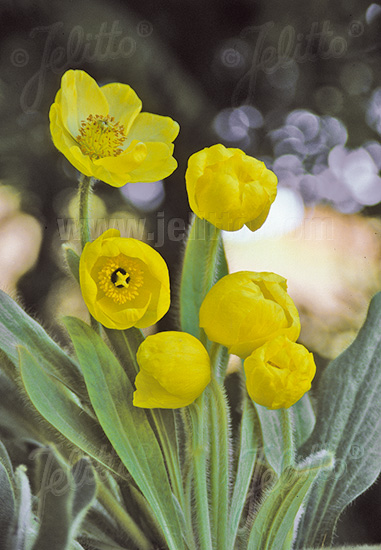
[248,451,333,550]
[32,447,75,550]
[0,289,85,398]
[0,460,15,544]
[253,394,316,478]
[10,466,34,550]
[179,216,228,339]
[18,347,121,478]
[293,394,316,449]
[295,292,381,548]
[0,440,14,484]
[62,244,80,283]
[306,547,381,550]
[104,326,144,384]
[31,449,96,550]
[63,316,186,550]
[70,458,97,536]
[253,404,283,476]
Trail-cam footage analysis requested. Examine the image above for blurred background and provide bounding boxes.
[0,0,381,544]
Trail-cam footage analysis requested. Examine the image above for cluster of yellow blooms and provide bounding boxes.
[50,70,315,411]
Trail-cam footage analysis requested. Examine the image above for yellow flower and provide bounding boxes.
[133,331,211,408]
[244,336,316,409]
[49,70,179,187]
[199,271,300,358]
[185,144,277,231]
[79,229,170,329]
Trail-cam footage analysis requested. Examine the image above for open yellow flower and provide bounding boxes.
[49,70,179,187]
[133,331,211,408]
[79,229,170,329]
[185,144,277,231]
[199,271,300,358]
[244,336,316,409]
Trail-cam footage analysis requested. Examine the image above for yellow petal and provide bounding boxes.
[79,231,170,330]
[185,144,277,232]
[127,142,178,183]
[93,141,148,187]
[58,70,108,138]
[101,82,142,133]
[244,336,316,409]
[134,332,211,409]
[199,271,301,358]
[134,371,190,408]
[126,112,180,147]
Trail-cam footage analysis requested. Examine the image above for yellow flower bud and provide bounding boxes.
[79,229,170,329]
[199,271,300,358]
[185,144,277,231]
[49,70,179,187]
[244,336,316,409]
[133,331,211,408]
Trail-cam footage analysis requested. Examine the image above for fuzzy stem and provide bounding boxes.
[281,407,295,470]
[209,378,230,548]
[78,174,94,250]
[189,395,213,549]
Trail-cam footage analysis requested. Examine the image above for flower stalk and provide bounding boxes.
[78,174,94,250]
[189,395,213,550]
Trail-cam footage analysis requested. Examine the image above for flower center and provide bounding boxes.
[76,114,126,159]
[98,255,144,304]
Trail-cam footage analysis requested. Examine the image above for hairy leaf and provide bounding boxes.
[295,292,381,548]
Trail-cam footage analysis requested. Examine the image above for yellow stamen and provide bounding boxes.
[98,255,144,304]
[76,114,126,159]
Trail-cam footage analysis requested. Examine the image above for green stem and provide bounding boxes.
[209,378,230,549]
[281,407,295,470]
[78,174,94,249]
[189,394,213,550]
[180,409,198,550]
[209,342,229,382]
[97,481,151,550]
[77,174,101,333]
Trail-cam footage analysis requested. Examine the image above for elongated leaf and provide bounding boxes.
[70,458,97,535]
[63,244,80,282]
[0,290,85,397]
[0,440,14,483]
[104,327,144,384]
[180,216,228,338]
[106,326,184,511]
[32,448,75,550]
[306,547,381,550]
[10,466,34,550]
[293,394,316,449]
[63,316,186,550]
[248,451,333,550]
[18,347,121,478]
[253,404,283,476]
[0,460,15,544]
[295,292,381,548]
[253,393,316,477]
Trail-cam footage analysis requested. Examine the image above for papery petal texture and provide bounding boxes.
[50,70,179,186]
